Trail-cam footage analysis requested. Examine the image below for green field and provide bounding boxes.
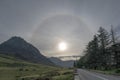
[0,54,73,80]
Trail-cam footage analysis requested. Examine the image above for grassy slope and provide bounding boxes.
[0,54,73,80]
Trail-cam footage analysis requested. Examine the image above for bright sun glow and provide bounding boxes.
[58,42,67,51]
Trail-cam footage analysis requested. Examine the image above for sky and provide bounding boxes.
[0,0,120,57]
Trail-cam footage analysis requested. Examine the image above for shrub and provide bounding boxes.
[25,69,29,71]
[115,69,120,73]
[19,68,24,71]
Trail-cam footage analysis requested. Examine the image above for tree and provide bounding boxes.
[91,35,100,69]
[86,35,100,69]
[77,35,100,69]
[111,25,116,44]
[110,25,120,68]
[77,26,119,70]
[97,27,110,70]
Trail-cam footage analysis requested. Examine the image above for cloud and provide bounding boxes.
[0,0,120,57]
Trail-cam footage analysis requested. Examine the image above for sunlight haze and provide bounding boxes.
[0,0,120,57]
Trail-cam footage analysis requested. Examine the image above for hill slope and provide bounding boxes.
[0,36,54,65]
[0,54,73,80]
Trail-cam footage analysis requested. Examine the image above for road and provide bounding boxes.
[74,69,120,80]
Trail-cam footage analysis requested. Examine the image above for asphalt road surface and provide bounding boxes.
[74,69,120,80]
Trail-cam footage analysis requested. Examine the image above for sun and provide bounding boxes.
[58,42,67,51]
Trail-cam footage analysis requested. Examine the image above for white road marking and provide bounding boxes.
[85,70,109,80]
[86,70,108,80]
[94,74,109,80]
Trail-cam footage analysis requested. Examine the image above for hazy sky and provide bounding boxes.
[0,0,120,57]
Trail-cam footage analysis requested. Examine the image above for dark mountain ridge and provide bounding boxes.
[0,36,54,65]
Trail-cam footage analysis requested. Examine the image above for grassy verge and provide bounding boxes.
[53,74,73,80]
[52,69,74,80]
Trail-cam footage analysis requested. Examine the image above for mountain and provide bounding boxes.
[0,36,54,65]
[49,57,74,68]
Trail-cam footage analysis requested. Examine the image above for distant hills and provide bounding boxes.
[0,36,54,66]
[49,57,74,68]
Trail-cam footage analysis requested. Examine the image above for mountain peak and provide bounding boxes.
[10,36,25,41]
[0,36,54,65]
[1,36,31,50]
[7,36,26,44]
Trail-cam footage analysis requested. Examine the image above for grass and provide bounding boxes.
[53,74,73,80]
[0,54,74,80]
[52,73,73,80]
[52,69,74,80]
[0,65,59,80]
